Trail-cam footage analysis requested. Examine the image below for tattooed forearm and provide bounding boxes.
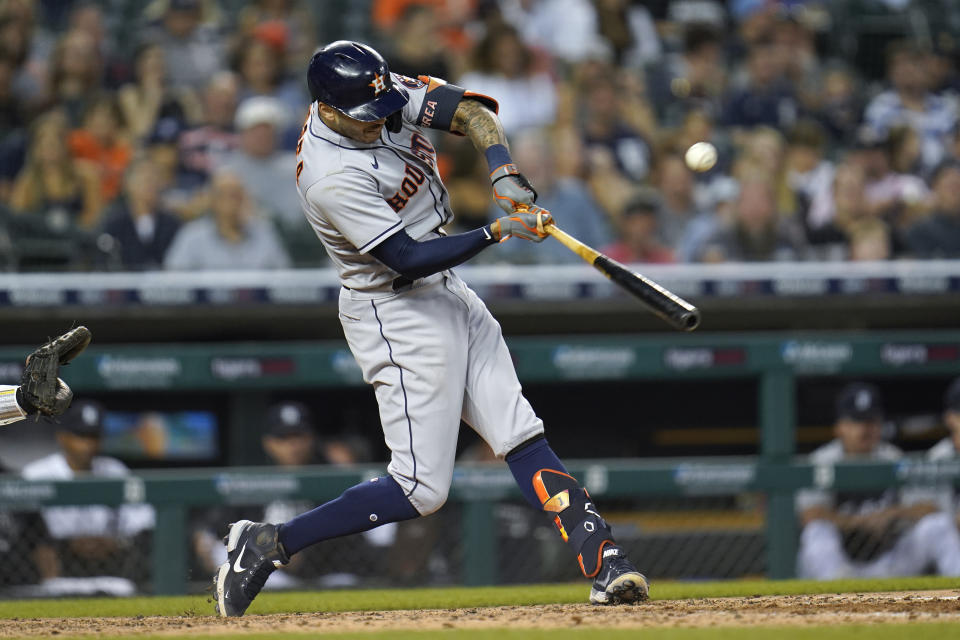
[451,99,508,151]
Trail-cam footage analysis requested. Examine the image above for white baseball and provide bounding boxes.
[685,142,717,172]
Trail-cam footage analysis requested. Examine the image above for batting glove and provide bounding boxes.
[492,168,538,214]
[489,205,553,243]
[486,143,538,214]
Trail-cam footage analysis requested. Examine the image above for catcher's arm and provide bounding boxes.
[5,326,92,424]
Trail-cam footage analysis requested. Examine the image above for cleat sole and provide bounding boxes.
[590,572,649,605]
[214,562,230,617]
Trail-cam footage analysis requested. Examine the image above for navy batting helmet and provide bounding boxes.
[307,41,408,122]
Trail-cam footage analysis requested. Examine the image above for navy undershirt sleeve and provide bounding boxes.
[370,227,495,280]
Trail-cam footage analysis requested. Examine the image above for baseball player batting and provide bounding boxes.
[214,41,648,617]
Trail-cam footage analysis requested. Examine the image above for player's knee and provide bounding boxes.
[413,484,449,516]
[915,511,955,539]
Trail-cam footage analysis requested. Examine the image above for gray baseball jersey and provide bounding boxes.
[297,73,480,291]
[295,75,543,515]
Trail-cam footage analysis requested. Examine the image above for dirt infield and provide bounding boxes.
[1,590,959,637]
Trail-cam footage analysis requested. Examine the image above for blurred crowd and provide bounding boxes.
[1,0,960,271]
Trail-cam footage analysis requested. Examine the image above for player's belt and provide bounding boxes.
[342,272,445,296]
[391,276,414,291]
[341,275,414,291]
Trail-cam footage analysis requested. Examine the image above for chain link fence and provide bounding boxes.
[0,508,152,597]
[0,477,956,596]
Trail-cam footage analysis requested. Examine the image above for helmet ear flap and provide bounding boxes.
[386,111,403,133]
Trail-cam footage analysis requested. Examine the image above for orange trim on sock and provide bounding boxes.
[532,468,578,506]
[579,539,614,578]
[554,516,568,542]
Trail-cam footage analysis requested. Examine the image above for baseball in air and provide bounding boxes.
[684,142,717,172]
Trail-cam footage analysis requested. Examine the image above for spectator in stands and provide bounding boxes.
[739,126,796,218]
[0,50,28,201]
[44,29,102,127]
[233,34,307,146]
[235,0,318,76]
[721,37,799,133]
[163,169,291,270]
[458,25,557,135]
[491,128,612,265]
[380,5,451,81]
[647,23,726,127]
[142,116,201,219]
[67,3,122,90]
[178,71,240,191]
[22,401,155,596]
[695,177,804,262]
[592,0,660,67]
[100,158,181,270]
[10,110,102,228]
[864,41,957,172]
[140,0,225,92]
[0,50,26,141]
[887,125,923,176]
[816,64,862,145]
[68,94,132,204]
[579,76,653,182]
[222,96,301,229]
[785,120,834,235]
[118,42,199,143]
[602,189,674,264]
[811,130,931,236]
[905,161,960,258]
[1,0,44,105]
[796,383,960,579]
[771,13,821,113]
[653,153,702,250]
[806,162,868,250]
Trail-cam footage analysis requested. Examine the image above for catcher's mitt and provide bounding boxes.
[19,326,92,417]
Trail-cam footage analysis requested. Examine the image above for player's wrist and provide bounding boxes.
[485,144,517,183]
[487,220,503,243]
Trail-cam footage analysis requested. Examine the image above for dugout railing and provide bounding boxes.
[0,457,957,595]
[0,330,958,592]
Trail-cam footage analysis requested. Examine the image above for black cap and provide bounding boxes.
[57,400,104,437]
[265,402,315,438]
[945,378,960,412]
[836,382,884,422]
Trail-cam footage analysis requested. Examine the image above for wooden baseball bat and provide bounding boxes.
[545,224,701,331]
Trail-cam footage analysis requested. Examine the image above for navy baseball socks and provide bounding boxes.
[214,476,418,617]
[215,442,646,615]
[506,436,649,604]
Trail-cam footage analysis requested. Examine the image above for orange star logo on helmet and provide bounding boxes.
[369,73,387,96]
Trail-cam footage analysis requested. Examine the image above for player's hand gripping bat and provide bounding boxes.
[545,225,701,331]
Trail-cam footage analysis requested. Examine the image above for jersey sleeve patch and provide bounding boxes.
[396,74,426,89]
[416,76,466,131]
